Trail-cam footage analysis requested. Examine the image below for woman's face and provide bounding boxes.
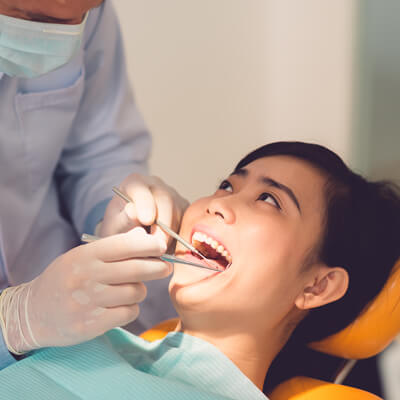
[169,155,328,334]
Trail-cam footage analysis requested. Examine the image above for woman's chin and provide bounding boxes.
[171,262,219,285]
[169,266,221,310]
[168,253,236,315]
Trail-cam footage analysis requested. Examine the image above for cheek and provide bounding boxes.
[232,216,305,302]
[232,255,303,318]
[236,214,296,267]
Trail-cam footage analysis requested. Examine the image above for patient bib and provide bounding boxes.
[0,329,268,399]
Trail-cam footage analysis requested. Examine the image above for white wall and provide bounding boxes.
[113,0,357,201]
[355,0,400,183]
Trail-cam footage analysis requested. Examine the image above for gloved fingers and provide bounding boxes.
[101,304,141,328]
[99,193,140,237]
[150,206,182,254]
[149,184,174,245]
[89,227,166,262]
[96,258,172,284]
[95,282,147,308]
[124,202,138,222]
[102,202,140,237]
[122,175,157,226]
[151,175,190,221]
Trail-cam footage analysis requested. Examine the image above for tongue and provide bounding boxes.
[184,252,224,271]
[193,241,229,269]
[196,242,220,259]
[192,252,226,270]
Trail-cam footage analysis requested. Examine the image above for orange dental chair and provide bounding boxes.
[140,259,400,399]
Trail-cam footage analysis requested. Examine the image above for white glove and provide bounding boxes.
[0,228,171,354]
[99,174,189,248]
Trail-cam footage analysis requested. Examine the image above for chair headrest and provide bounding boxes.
[269,376,382,400]
[309,259,400,359]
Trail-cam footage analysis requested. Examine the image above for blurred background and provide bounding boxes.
[112,0,399,397]
[113,0,399,202]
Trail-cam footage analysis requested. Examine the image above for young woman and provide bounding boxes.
[0,142,399,399]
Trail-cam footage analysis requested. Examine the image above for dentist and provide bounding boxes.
[0,0,187,368]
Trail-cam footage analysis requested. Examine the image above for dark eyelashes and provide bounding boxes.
[217,180,281,209]
[257,193,281,210]
[218,180,232,190]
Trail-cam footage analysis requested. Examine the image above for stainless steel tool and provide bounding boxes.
[80,233,221,272]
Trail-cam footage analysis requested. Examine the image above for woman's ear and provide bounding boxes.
[295,266,349,310]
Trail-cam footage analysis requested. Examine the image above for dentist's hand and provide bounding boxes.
[0,228,171,354]
[99,174,189,249]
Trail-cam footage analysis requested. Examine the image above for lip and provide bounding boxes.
[170,251,223,287]
[190,224,231,258]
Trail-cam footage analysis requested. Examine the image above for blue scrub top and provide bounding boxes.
[0,0,176,369]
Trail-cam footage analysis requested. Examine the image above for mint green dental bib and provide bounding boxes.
[0,329,267,399]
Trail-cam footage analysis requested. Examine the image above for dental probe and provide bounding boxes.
[80,234,221,272]
[111,187,213,265]
[156,254,220,272]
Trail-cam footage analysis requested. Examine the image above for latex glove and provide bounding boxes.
[99,174,189,249]
[0,228,171,354]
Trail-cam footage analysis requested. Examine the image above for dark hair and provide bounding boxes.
[235,142,400,390]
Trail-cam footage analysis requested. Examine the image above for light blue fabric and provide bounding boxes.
[0,316,16,370]
[83,197,111,235]
[0,13,87,78]
[0,0,176,368]
[0,329,268,399]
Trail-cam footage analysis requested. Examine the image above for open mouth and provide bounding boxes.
[191,231,232,270]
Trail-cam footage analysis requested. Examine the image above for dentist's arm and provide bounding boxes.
[0,228,171,354]
[55,2,188,245]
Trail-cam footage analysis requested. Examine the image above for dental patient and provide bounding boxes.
[1,142,399,399]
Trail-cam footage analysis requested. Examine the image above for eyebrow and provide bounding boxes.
[231,168,302,213]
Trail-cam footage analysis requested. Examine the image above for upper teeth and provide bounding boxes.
[192,231,231,262]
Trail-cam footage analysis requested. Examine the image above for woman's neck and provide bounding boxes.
[179,323,286,390]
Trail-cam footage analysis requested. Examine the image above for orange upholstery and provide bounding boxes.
[140,318,179,342]
[310,259,400,359]
[270,258,400,399]
[270,377,381,400]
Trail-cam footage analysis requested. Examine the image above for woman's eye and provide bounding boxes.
[218,180,233,192]
[257,193,281,209]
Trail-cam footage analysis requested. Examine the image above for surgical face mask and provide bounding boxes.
[0,13,88,78]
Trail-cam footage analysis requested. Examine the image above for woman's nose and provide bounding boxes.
[206,197,236,224]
